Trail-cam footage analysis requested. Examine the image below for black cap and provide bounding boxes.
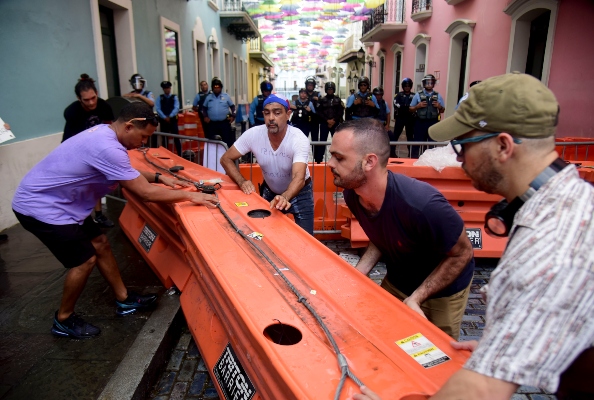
[161,81,172,88]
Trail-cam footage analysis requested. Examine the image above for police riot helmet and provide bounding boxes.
[325,81,336,92]
[422,74,436,87]
[305,76,316,88]
[211,77,223,89]
[260,81,273,93]
[401,78,413,89]
[129,73,146,90]
[358,76,370,89]
[372,87,384,96]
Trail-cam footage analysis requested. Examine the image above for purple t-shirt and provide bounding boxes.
[12,124,140,225]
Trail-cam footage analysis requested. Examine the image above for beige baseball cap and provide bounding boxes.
[429,72,559,142]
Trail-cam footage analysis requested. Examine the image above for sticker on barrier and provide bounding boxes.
[396,333,451,369]
[138,223,158,253]
[465,228,482,249]
[213,343,256,400]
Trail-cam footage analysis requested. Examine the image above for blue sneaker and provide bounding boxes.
[51,311,101,339]
[116,292,158,316]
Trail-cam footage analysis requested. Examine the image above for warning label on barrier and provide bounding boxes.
[396,333,450,369]
[235,202,249,207]
[466,228,482,249]
[138,223,158,253]
[247,232,263,240]
[214,343,256,400]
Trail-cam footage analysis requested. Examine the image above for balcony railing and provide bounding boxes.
[362,0,406,37]
[412,0,431,15]
[222,0,243,12]
[249,37,262,51]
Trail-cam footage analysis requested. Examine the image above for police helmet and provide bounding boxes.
[372,87,384,96]
[160,81,172,89]
[305,76,316,88]
[129,73,146,90]
[260,81,273,93]
[422,74,436,86]
[325,81,336,92]
[401,78,413,89]
[211,77,223,89]
[358,76,370,89]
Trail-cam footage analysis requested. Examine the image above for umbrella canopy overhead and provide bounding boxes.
[246,0,382,71]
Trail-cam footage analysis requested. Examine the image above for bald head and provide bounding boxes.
[335,119,390,166]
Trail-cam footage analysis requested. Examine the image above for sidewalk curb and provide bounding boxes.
[98,293,184,400]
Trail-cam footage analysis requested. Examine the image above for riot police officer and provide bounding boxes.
[290,88,315,137]
[123,73,155,108]
[304,76,321,143]
[409,74,444,158]
[346,77,379,119]
[249,81,273,127]
[315,82,345,163]
[393,78,416,156]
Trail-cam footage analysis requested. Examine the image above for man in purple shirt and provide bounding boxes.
[12,103,219,339]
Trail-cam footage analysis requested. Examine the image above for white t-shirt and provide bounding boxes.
[234,125,310,194]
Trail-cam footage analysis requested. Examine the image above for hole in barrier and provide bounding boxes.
[247,209,271,218]
[389,160,404,164]
[458,201,465,207]
[263,322,302,345]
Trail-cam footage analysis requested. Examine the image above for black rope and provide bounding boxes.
[141,149,365,397]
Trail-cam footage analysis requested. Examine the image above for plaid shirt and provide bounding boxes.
[465,165,594,392]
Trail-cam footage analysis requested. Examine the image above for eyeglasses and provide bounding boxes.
[451,133,522,156]
[127,117,158,127]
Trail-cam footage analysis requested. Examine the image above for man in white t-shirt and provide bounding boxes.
[220,94,314,235]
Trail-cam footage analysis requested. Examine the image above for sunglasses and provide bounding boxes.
[127,117,158,127]
[451,133,522,156]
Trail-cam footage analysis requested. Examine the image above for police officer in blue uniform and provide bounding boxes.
[409,74,445,158]
[393,78,416,157]
[249,81,273,127]
[315,82,345,163]
[123,73,155,108]
[154,81,181,155]
[202,77,236,149]
[304,76,321,142]
[346,77,379,120]
[192,80,211,126]
[290,88,316,137]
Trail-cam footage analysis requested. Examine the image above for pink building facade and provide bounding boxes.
[357,0,594,138]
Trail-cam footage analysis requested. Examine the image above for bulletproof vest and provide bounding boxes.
[351,92,378,118]
[306,91,320,123]
[291,101,311,123]
[376,99,388,122]
[159,94,176,116]
[198,91,211,108]
[256,95,265,119]
[319,95,344,121]
[416,91,440,120]
[393,92,415,117]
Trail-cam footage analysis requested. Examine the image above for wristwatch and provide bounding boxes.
[155,172,162,183]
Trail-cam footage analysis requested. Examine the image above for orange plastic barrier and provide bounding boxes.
[556,138,594,161]
[120,147,470,400]
[240,159,507,257]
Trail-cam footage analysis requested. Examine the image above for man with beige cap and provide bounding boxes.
[352,72,594,399]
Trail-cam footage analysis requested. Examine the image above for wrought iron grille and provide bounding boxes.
[362,4,388,36]
[412,0,431,14]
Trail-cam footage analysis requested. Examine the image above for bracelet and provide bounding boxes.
[155,172,161,183]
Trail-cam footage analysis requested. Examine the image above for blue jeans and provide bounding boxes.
[261,181,314,235]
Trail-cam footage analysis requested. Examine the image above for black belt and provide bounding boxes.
[304,177,311,186]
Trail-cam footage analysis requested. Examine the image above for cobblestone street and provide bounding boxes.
[148,241,556,400]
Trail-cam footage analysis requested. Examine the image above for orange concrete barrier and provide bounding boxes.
[120,147,470,400]
[556,138,594,161]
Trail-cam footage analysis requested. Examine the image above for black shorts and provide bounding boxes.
[13,210,102,269]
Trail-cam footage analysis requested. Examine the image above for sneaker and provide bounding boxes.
[116,292,158,316]
[94,213,115,228]
[51,311,101,339]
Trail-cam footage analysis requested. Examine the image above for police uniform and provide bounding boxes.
[306,88,321,142]
[290,99,315,138]
[155,84,180,154]
[393,91,416,155]
[249,94,268,126]
[316,94,345,163]
[346,91,379,119]
[410,89,444,158]
[202,91,236,149]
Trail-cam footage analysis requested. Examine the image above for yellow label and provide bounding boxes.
[235,202,249,207]
[396,333,422,345]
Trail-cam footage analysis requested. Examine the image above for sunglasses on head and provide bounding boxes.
[127,117,158,127]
